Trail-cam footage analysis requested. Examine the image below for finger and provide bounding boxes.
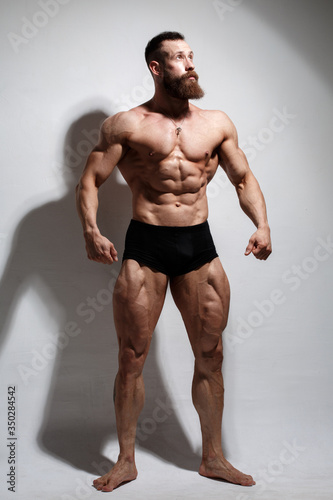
[254,247,272,260]
[101,252,115,265]
[253,247,266,259]
[97,244,117,264]
[263,249,272,260]
[101,249,117,265]
[99,256,111,265]
[89,251,112,265]
[245,240,255,256]
[110,245,118,262]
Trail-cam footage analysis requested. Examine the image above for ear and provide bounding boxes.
[149,60,163,77]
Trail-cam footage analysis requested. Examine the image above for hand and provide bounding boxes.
[84,231,118,265]
[245,226,272,260]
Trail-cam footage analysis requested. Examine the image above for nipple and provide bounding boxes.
[149,151,155,156]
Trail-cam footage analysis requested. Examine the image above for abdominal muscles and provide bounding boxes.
[120,153,210,226]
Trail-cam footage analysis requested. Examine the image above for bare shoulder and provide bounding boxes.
[103,104,151,139]
[93,108,140,151]
[193,106,237,137]
[100,109,134,136]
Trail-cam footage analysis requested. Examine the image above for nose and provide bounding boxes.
[185,57,195,71]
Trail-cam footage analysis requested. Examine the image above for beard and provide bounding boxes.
[162,70,205,100]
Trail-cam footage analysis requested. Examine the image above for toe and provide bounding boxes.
[242,475,255,486]
[93,478,105,490]
[102,484,114,492]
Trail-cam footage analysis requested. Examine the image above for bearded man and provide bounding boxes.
[76,31,272,493]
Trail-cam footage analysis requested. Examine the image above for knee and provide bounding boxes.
[118,344,147,379]
[194,336,223,376]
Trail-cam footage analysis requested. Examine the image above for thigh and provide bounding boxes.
[170,258,230,356]
[113,259,168,355]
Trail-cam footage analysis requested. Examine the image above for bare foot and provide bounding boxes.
[199,455,255,486]
[93,459,138,492]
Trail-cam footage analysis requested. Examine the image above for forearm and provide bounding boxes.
[75,181,100,236]
[75,180,118,264]
[236,171,269,229]
[219,119,272,259]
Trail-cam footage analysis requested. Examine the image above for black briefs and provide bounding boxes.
[122,219,218,277]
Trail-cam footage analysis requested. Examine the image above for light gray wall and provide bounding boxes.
[0,0,332,497]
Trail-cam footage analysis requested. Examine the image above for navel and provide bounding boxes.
[175,202,181,208]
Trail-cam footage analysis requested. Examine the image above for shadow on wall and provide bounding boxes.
[0,108,200,475]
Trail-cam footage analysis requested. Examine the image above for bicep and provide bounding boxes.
[218,119,249,186]
[80,116,127,188]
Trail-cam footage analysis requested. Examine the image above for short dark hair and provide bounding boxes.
[144,31,185,68]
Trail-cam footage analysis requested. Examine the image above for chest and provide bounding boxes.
[126,114,221,164]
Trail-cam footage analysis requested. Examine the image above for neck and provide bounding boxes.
[151,89,189,118]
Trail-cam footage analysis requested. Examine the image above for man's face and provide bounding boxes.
[160,40,205,100]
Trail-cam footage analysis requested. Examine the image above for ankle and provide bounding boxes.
[202,446,224,463]
[118,453,135,464]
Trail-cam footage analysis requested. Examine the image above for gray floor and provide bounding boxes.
[4,439,332,500]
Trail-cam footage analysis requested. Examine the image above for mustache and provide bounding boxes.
[181,71,199,81]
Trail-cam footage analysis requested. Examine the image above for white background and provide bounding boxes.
[0,1,332,499]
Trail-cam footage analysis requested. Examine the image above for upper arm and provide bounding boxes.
[217,112,250,187]
[79,112,129,189]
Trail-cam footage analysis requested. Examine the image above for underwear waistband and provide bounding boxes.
[129,219,209,232]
